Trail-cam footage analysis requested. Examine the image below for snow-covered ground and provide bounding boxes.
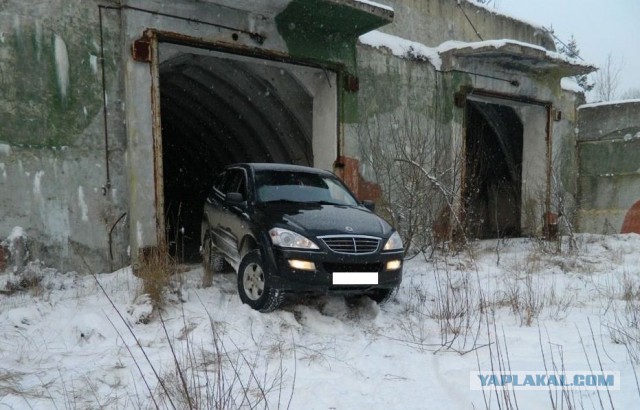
[2,234,640,409]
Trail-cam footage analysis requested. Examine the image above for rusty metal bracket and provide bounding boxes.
[132,35,152,63]
[343,74,360,93]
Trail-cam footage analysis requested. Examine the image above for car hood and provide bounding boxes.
[257,203,393,238]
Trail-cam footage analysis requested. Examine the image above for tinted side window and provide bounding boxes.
[222,169,247,199]
[213,171,226,193]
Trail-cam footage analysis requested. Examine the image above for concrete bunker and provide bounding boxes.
[157,43,338,261]
[462,93,550,239]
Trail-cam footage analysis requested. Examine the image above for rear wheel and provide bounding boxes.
[202,233,224,287]
[237,250,283,312]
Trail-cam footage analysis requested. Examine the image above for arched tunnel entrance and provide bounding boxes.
[158,44,336,261]
[464,100,524,239]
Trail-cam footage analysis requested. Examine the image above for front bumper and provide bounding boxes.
[265,246,403,294]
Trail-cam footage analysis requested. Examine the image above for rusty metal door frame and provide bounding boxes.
[148,32,166,248]
[457,87,554,238]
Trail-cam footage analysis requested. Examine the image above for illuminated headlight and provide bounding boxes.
[383,231,403,251]
[386,260,402,271]
[288,259,316,271]
[269,228,319,249]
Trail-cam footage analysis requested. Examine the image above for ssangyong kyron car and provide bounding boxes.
[201,163,403,312]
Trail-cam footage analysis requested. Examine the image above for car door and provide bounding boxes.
[204,170,228,253]
[218,168,249,265]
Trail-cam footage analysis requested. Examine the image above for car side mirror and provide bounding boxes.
[363,200,375,212]
[226,192,246,208]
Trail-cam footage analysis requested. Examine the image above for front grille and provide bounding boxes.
[319,235,381,254]
[323,262,382,273]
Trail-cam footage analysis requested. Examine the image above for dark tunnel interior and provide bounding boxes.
[464,100,523,239]
[159,50,314,262]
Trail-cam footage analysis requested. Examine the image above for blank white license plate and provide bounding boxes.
[332,272,378,285]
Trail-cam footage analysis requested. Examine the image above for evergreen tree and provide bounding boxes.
[558,35,594,93]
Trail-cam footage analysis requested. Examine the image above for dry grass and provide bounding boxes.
[136,243,175,310]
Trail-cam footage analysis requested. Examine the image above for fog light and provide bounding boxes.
[386,260,402,271]
[288,259,316,271]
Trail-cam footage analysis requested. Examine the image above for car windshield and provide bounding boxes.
[254,170,360,206]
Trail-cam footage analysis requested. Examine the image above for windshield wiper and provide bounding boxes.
[261,199,300,204]
[314,200,348,207]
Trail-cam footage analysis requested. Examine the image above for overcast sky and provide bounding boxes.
[489,0,640,100]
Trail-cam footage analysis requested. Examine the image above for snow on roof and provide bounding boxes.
[437,38,589,68]
[358,30,442,67]
[359,31,591,72]
[353,0,394,12]
[561,77,583,93]
[579,99,640,109]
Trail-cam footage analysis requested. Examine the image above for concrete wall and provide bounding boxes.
[576,101,640,234]
[379,0,555,49]
[0,0,128,272]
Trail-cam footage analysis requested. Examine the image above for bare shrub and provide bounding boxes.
[502,252,574,326]
[606,272,640,365]
[397,280,431,350]
[427,256,481,350]
[398,251,483,353]
[136,243,174,310]
[157,310,295,409]
[476,313,519,410]
[504,270,545,327]
[357,111,462,252]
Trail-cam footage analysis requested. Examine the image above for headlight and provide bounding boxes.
[383,231,403,251]
[269,228,319,249]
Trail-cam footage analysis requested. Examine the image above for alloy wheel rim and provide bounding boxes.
[243,263,265,301]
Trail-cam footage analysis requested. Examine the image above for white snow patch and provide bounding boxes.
[0,163,5,180]
[561,77,583,93]
[2,235,640,407]
[359,30,441,68]
[89,54,98,75]
[35,21,42,60]
[136,221,143,245]
[7,226,25,243]
[623,132,640,142]
[78,186,88,222]
[12,15,20,38]
[436,38,589,68]
[54,34,70,99]
[354,0,394,12]
[0,143,11,156]
[579,99,640,109]
[0,32,5,43]
[359,32,589,72]
[33,171,44,196]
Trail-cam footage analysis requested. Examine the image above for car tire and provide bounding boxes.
[367,286,398,305]
[202,233,224,287]
[237,250,283,312]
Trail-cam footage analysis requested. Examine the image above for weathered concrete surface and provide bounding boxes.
[0,0,128,272]
[576,101,640,233]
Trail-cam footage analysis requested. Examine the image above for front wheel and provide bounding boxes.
[237,250,283,312]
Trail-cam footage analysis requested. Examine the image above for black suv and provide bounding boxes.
[201,163,403,312]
